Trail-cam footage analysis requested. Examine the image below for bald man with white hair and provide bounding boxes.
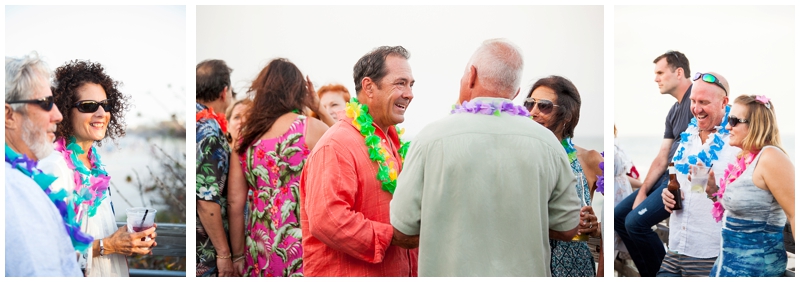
[390,38,581,276]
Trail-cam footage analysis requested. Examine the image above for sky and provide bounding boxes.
[614,5,795,137]
[5,5,186,128]
[196,5,605,149]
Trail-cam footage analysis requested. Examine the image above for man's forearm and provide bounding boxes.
[197,200,231,256]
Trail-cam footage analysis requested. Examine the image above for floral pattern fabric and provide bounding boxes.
[240,115,308,277]
[195,103,231,277]
[549,157,595,277]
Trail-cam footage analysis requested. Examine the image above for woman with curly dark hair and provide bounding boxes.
[39,60,156,277]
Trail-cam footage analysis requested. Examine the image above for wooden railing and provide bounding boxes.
[116,222,186,277]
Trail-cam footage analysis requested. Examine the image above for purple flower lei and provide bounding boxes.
[451,99,531,118]
[596,152,604,195]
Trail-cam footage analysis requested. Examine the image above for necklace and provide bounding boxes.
[450,99,532,118]
[344,98,409,194]
[5,143,94,252]
[711,151,758,222]
[196,105,228,133]
[561,138,578,164]
[55,137,111,219]
[672,105,730,174]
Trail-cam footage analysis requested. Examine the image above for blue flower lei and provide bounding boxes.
[5,143,94,252]
[560,138,578,164]
[672,105,730,174]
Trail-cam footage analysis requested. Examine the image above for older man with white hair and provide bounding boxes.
[5,52,82,276]
[390,38,581,276]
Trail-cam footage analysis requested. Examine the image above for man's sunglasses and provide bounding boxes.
[693,72,728,96]
[728,115,748,127]
[74,99,112,113]
[524,97,560,114]
[6,96,55,111]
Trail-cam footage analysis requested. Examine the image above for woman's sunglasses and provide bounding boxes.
[6,96,55,111]
[692,72,728,96]
[74,99,112,113]
[524,97,560,114]
[728,115,748,127]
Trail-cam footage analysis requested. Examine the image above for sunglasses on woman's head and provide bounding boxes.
[73,99,112,113]
[6,95,56,111]
[524,97,560,114]
[728,115,748,127]
[692,72,728,96]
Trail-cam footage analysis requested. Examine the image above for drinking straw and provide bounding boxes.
[140,209,149,230]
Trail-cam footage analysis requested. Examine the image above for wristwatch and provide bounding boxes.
[99,239,105,256]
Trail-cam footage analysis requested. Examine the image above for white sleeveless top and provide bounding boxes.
[40,150,130,277]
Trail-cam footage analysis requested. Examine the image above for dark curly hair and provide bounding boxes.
[53,60,131,145]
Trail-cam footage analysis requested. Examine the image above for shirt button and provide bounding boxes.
[682,226,686,230]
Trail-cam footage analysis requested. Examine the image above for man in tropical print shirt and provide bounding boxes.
[196,59,235,277]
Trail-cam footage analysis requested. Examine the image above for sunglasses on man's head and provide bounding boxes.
[523,97,560,114]
[728,115,748,127]
[666,50,680,61]
[6,95,55,111]
[73,99,112,113]
[693,72,728,96]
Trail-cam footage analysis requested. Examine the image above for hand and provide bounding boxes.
[390,227,419,249]
[632,192,647,209]
[705,170,719,201]
[662,186,683,213]
[105,225,157,256]
[233,257,246,277]
[216,255,235,277]
[578,206,600,237]
[307,75,319,106]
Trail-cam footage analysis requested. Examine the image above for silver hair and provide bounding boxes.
[5,52,51,113]
[467,38,524,97]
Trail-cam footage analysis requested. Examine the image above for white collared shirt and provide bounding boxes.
[667,129,740,258]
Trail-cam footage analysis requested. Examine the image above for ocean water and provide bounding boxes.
[94,134,185,222]
[615,135,795,181]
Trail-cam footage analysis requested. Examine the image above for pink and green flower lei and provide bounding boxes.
[5,143,94,252]
[344,98,410,194]
[712,151,758,222]
[55,136,111,224]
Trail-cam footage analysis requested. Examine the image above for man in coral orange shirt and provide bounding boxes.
[300,46,418,277]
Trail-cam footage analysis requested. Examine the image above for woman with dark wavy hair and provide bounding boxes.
[39,60,156,277]
[227,58,329,277]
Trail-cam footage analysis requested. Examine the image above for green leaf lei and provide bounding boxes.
[344,97,410,194]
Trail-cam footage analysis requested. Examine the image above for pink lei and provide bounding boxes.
[712,151,758,222]
[54,137,111,220]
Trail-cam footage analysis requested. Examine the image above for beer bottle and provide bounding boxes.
[667,162,683,210]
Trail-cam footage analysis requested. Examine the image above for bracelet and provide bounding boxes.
[99,239,105,256]
[233,256,245,263]
[217,253,231,259]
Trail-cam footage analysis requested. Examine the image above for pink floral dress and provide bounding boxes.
[240,115,309,277]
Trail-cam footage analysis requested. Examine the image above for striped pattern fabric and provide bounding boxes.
[657,251,716,277]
